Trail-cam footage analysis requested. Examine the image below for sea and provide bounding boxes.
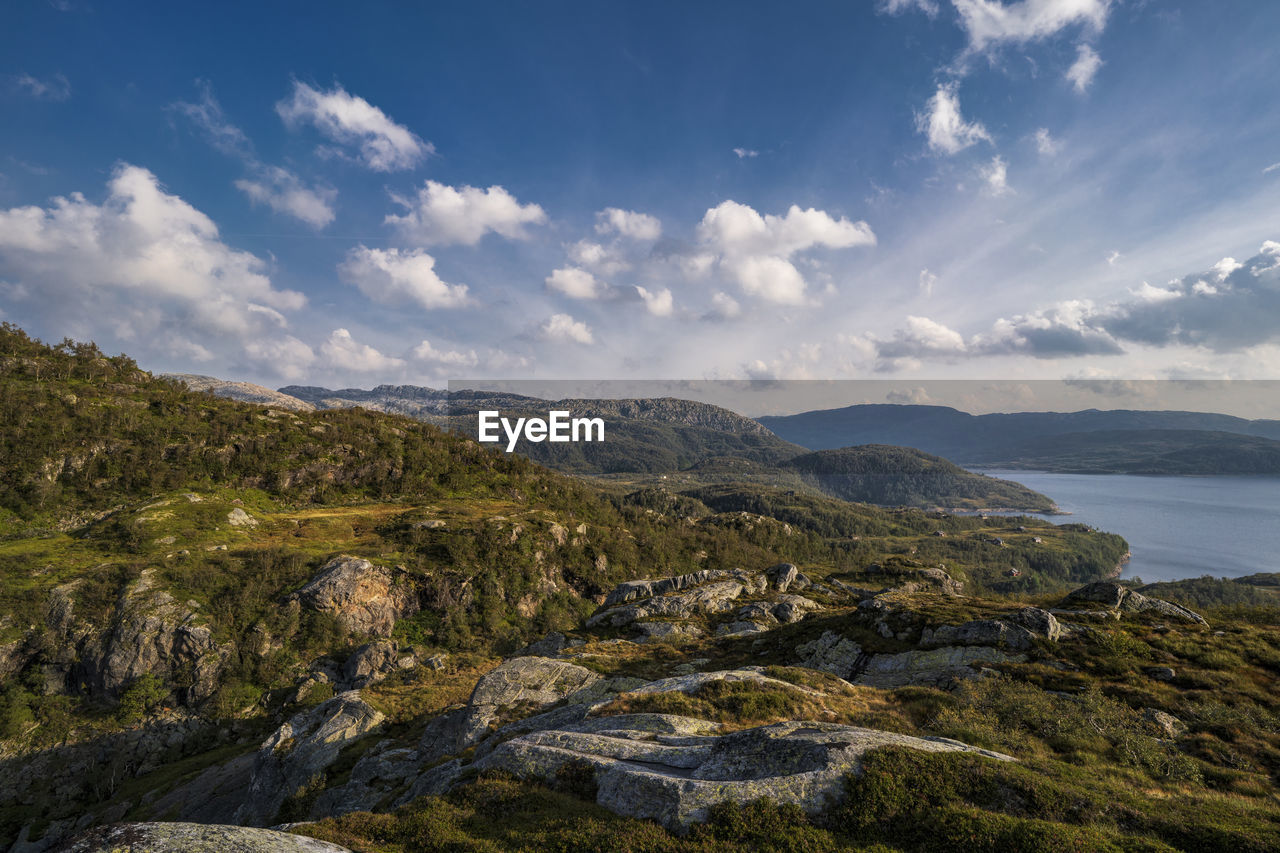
[971,470,1280,583]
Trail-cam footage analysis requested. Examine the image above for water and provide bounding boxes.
[972,470,1280,582]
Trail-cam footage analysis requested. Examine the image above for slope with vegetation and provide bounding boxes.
[9,324,1276,853]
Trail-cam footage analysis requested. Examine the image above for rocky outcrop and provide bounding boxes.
[1066,582,1207,625]
[628,668,824,699]
[86,569,230,703]
[795,631,867,679]
[634,622,705,643]
[765,563,799,592]
[469,656,603,707]
[588,581,747,628]
[62,822,350,852]
[920,608,1061,652]
[342,640,414,689]
[473,717,1013,831]
[167,373,316,412]
[236,691,386,826]
[856,646,1023,689]
[295,556,418,637]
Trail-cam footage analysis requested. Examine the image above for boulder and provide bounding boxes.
[1142,708,1187,739]
[601,570,732,608]
[227,508,259,527]
[765,563,799,592]
[61,823,352,852]
[235,691,386,826]
[795,631,865,679]
[1066,582,1207,625]
[633,622,705,643]
[473,718,1013,831]
[588,581,746,628]
[855,646,1023,689]
[295,556,418,637]
[342,640,412,689]
[468,656,603,707]
[628,668,823,698]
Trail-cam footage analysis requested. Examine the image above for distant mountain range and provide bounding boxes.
[759,404,1280,474]
[172,378,1056,511]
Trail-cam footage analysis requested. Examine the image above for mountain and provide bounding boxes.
[164,374,315,412]
[211,381,1053,509]
[759,404,1280,473]
[983,429,1280,474]
[781,445,1057,511]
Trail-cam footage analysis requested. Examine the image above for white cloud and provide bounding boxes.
[1106,250,1122,265]
[1211,257,1243,280]
[339,246,470,309]
[540,313,594,344]
[698,200,875,258]
[697,200,876,305]
[1065,43,1103,92]
[566,239,630,276]
[411,339,479,368]
[11,72,70,101]
[173,82,251,156]
[0,164,305,356]
[918,268,938,296]
[916,84,991,155]
[235,167,336,228]
[1033,127,1060,156]
[728,255,809,305]
[177,84,336,229]
[879,315,969,358]
[595,207,662,241]
[243,335,316,381]
[733,147,760,158]
[980,155,1013,196]
[1132,281,1180,303]
[276,81,431,171]
[1264,162,1280,175]
[709,291,741,319]
[636,286,674,316]
[952,0,1111,54]
[321,328,406,372]
[387,180,547,246]
[545,266,603,299]
[879,0,940,16]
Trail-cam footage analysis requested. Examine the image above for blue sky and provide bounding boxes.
[3,1,1280,387]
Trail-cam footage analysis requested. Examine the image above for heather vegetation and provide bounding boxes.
[0,325,1277,853]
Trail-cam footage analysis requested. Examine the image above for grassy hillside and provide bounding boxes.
[782,445,1057,511]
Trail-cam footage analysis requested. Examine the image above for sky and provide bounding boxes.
[4,1,1280,393]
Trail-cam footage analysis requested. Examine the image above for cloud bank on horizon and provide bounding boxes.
[3,1,1280,387]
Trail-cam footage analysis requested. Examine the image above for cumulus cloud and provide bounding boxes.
[696,200,875,305]
[871,240,1280,369]
[411,338,479,369]
[1065,43,1103,92]
[566,239,630,276]
[635,285,674,316]
[952,0,1111,54]
[540,313,594,344]
[980,155,1013,196]
[176,83,336,228]
[276,81,431,171]
[595,207,661,241]
[545,266,604,299]
[386,180,547,246]
[879,0,941,16]
[243,335,316,381]
[708,291,741,319]
[321,328,405,372]
[916,84,991,155]
[235,168,336,228]
[339,246,470,309]
[0,164,305,362]
[10,72,70,101]
[733,147,760,158]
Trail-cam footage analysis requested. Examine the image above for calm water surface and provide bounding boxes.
[972,470,1280,582]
